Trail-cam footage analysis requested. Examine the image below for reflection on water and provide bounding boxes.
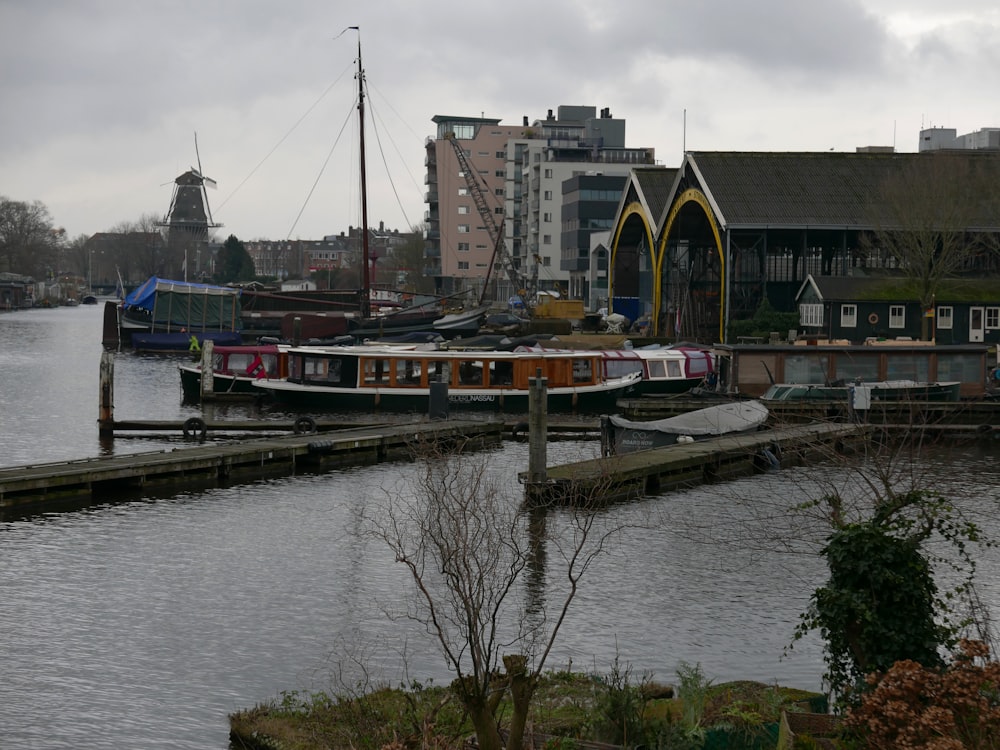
[1,307,1000,749]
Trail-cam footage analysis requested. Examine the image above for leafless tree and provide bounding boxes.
[366,438,626,750]
[864,153,1000,339]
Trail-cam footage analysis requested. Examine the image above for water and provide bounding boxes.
[1,306,999,748]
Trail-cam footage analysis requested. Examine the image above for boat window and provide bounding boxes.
[493,360,513,386]
[300,356,341,384]
[885,354,929,382]
[605,359,642,379]
[396,358,422,386]
[667,360,682,378]
[834,356,879,383]
[458,359,483,386]
[363,358,390,385]
[785,355,830,384]
[572,358,593,383]
[937,353,981,384]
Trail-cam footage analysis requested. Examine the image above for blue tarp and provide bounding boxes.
[123,277,239,313]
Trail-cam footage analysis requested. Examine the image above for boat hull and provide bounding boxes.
[253,378,635,414]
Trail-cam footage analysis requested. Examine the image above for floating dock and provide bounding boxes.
[522,422,870,506]
[0,420,503,513]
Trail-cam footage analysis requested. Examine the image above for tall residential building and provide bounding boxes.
[424,116,528,300]
[425,106,657,305]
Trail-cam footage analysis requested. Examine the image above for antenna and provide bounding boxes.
[683,109,687,153]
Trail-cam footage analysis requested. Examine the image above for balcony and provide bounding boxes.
[425,190,438,203]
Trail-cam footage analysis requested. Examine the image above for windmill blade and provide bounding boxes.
[203,176,217,190]
[192,133,216,188]
[194,132,203,175]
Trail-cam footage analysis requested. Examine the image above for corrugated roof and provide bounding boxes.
[688,151,1000,228]
[632,167,677,220]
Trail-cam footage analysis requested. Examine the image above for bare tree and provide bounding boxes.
[367,439,624,750]
[0,196,59,277]
[865,153,1000,339]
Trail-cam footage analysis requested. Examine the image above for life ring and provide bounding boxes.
[868,312,879,325]
[293,416,317,434]
[182,416,207,440]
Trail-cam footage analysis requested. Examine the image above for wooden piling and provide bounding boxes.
[98,350,114,438]
[200,339,215,401]
[527,368,547,484]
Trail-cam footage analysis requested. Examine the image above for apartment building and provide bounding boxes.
[425,106,657,304]
[919,126,1000,151]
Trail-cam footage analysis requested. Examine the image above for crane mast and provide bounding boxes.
[446,133,535,309]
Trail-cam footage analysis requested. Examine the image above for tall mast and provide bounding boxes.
[355,30,371,319]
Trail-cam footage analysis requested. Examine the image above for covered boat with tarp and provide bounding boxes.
[601,399,770,455]
[118,277,242,346]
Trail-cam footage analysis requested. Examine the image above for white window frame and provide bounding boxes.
[987,306,1000,329]
[799,303,823,328]
[457,205,469,215]
[936,306,953,330]
[840,304,857,328]
[457,225,470,234]
[889,305,905,329]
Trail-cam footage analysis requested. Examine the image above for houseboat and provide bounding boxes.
[179,343,289,401]
[252,345,642,413]
[715,342,989,399]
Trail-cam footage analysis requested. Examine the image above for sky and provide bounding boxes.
[2,0,998,244]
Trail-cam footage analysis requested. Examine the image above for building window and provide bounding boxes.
[543,190,553,200]
[799,303,823,328]
[841,304,857,328]
[544,168,553,178]
[987,307,1000,329]
[937,306,953,330]
[889,305,905,329]
[458,187,468,196]
[494,207,504,215]
[457,225,470,234]
[543,234,552,245]
[496,150,506,159]
[458,205,469,214]
[495,188,505,196]
[543,212,552,222]
[457,242,469,252]
[542,256,551,266]
[457,261,469,270]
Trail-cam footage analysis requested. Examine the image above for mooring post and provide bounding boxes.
[200,339,215,400]
[293,316,301,347]
[98,349,114,437]
[528,366,548,483]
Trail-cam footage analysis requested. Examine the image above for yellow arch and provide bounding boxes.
[608,202,657,316]
[654,188,726,341]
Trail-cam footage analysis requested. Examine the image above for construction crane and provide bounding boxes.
[445,133,537,309]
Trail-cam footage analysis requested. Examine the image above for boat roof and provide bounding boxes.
[285,344,607,360]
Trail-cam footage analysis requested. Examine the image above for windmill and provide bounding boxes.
[158,133,223,281]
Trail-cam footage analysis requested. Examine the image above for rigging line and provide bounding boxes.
[365,88,418,230]
[285,96,357,240]
[214,62,354,216]
[365,79,428,196]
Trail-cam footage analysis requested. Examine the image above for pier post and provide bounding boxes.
[200,339,215,401]
[98,350,114,437]
[527,367,547,483]
[292,316,302,346]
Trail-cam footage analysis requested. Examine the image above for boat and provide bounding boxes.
[133,330,243,353]
[761,379,962,402]
[601,399,770,455]
[252,345,642,413]
[117,276,242,348]
[513,343,715,396]
[178,343,289,400]
[595,345,715,396]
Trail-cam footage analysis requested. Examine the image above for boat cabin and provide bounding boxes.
[285,346,609,391]
[715,342,988,399]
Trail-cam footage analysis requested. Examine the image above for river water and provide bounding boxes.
[2,305,999,749]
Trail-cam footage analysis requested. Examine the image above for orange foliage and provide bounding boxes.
[845,639,1000,749]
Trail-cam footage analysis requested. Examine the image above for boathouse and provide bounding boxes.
[606,150,1000,343]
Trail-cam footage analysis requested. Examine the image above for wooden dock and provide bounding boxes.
[0,420,503,513]
[522,422,870,506]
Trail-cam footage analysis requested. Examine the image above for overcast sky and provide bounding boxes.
[2,0,998,243]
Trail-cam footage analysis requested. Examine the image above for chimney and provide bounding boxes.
[547,109,554,120]
[523,115,528,126]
